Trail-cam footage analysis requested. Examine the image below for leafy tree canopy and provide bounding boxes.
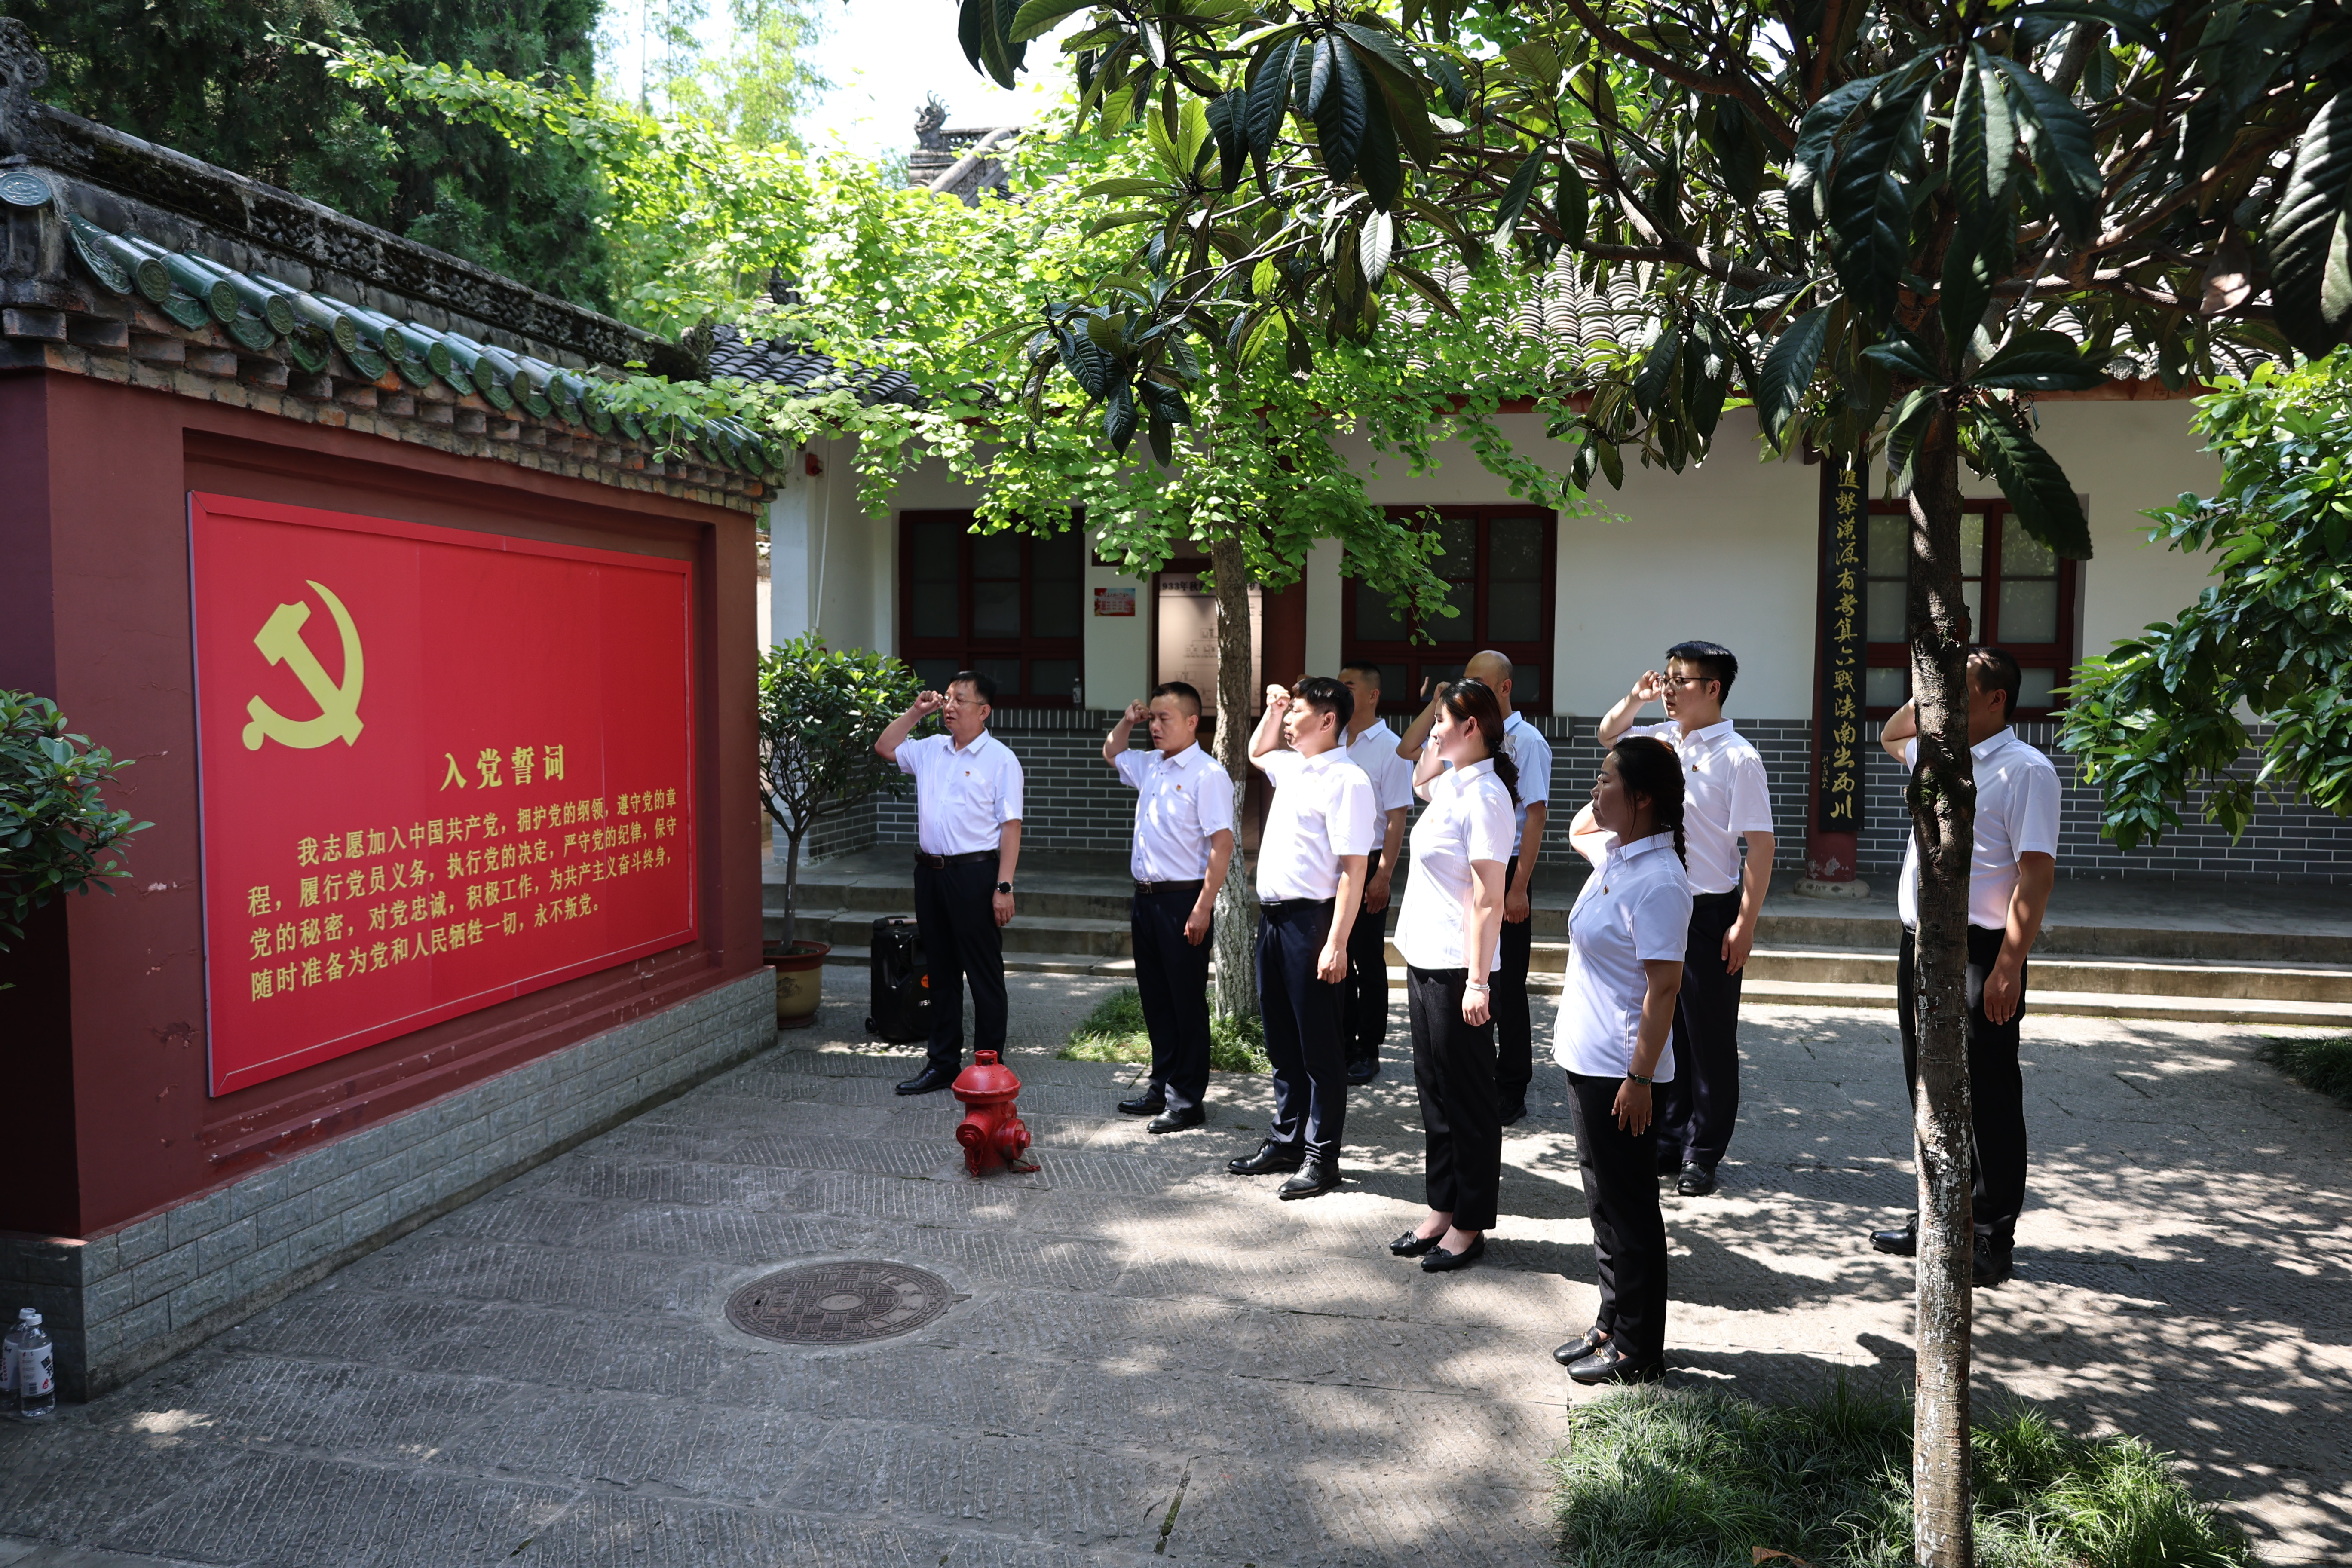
[0,692,150,958]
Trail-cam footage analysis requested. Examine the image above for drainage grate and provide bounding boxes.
[723,1261,956,1345]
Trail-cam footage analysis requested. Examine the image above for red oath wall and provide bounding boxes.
[0,370,764,1239]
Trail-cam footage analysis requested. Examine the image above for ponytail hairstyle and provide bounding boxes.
[1608,735,1687,867]
[1439,677,1520,804]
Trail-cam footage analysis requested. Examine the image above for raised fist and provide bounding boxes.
[1264,684,1292,710]
[1630,670,1667,704]
[912,690,946,716]
[1123,698,1149,724]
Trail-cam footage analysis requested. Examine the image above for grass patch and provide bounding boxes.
[1553,1380,2252,1568]
[1057,986,1271,1074]
[2257,1035,2352,1107]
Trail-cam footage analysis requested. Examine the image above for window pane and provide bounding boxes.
[1488,582,1543,643]
[912,658,962,690]
[2016,668,2058,710]
[1435,516,1477,581]
[974,581,1020,638]
[1032,579,1081,639]
[971,533,1022,579]
[910,580,959,639]
[1866,666,1908,707]
[975,656,1022,695]
[1963,581,1984,643]
[1431,580,1474,638]
[1356,581,1406,641]
[1868,513,1908,577]
[1418,662,1466,696]
[1031,658,1080,703]
[1488,516,1545,582]
[912,520,962,580]
[1515,665,1542,707]
[1960,513,1985,576]
[2000,515,2057,579]
[1866,580,1906,643]
[1031,530,1082,582]
[1376,663,1409,704]
[1998,578,2060,644]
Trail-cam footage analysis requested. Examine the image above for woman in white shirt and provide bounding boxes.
[1551,736,1690,1384]
[1389,679,1519,1273]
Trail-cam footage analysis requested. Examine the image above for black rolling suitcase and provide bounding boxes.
[865,917,932,1041]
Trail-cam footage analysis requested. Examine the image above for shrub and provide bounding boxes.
[2258,1035,2352,1107]
[1,692,150,956]
[1059,985,1270,1073]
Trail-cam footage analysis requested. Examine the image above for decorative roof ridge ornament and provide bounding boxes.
[0,18,49,161]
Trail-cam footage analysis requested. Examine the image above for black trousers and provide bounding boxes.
[1407,967,1501,1231]
[914,859,1006,1072]
[1131,885,1212,1114]
[1657,890,1745,1167]
[1567,1070,1668,1362]
[1897,925,2029,1240]
[1257,900,1348,1164]
[1493,854,1534,1102]
[1341,849,1390,1066]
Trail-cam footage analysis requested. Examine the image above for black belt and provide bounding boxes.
[914,850,996,868]
[1136,879,1205,897]
[1259,896,1334,911]
[1692,889,1743,907]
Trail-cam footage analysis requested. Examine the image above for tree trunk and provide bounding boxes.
[1906,404,1977,1568]
[782,823,802,947]
[1208,533,1258,1023]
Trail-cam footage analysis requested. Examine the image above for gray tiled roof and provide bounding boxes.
[704,322,925,408]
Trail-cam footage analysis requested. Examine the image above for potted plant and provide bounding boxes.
[3,692,150,985]
[756,636,921,1027]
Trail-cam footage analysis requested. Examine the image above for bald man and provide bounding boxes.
[1398,650,1551,1124]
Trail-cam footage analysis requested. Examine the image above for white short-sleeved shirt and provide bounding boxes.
[1896,729,2061,931]
[1554,832,1692,1080]
[1625,719,1774,895]
[1343,721,1417,819]
[1500,712,1553,855]
[1253,746,1379,901]
[895,730,1024,856]
[1395,757,1516,971]
[1114,742,1234,883]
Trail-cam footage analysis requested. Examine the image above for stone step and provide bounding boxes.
[1744,946,2352,1001]
[1734,979,2352,1028]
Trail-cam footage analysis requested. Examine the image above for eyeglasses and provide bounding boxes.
[1663,675,1713,688]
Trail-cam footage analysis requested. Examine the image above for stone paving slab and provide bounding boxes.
[0,976,2343,1565]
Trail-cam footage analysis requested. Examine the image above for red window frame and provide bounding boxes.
[1862,497,2082,721]
[1341,505,1556,714]
[897,510,1084,708]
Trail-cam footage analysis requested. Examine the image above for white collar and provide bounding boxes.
[1502,710,1534,734]
[1677,718,1735,747]
[1348,720,1393,747]
[1449,756,1497,785]
[1295,744,1346,771]
[1156,742,1204,768]
[1971,727,2019,762]
[949,729,995,757]
[1614,831,1674,861]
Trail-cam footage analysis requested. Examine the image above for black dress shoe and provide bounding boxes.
[1146,1106,1204,1135]
[1553,1327,1609,1366]
[1345,1057,1380,1084]
[895,1063,957,1096]
[1276,1160,1340,1199]
[1420,1236,1485,1272]
[1676,1164,1718,1198]
[1116,1090,1167,1117]
[1869,1218,1918,1257]
[1657,1151,1685,1177]
[1499,1098,1527,1127]
[1566,1343,1664,1386]
[1972,1232,2015,1286]
[1389,1229,1445,1258]
[1226,1139,1305,1176]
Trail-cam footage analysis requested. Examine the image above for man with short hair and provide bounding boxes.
[1335,662,1415,1084]
[1590,640,1775,1196]
[1399,650,1551,1122]
[874,672,1024,1097]
[1229,677,1376,1199]
[1102,682,1235,1133]
[1868,646,2057,1286]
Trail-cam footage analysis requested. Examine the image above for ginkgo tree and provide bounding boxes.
[954,0,2348,1561]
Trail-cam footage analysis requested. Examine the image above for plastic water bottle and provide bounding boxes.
[7,1309,54,1419]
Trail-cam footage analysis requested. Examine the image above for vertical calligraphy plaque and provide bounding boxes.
[1816,456,1868,835]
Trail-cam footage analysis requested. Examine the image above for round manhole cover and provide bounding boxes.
[724,1261,956,1345]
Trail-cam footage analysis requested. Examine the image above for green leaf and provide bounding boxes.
[1554,162,1589,246]
[1390,263,1459,317]
[1308,34,1370,181]
[1972,408,2093,559]
[1204,92,1247,192]
[1244,38,1300,173]
[1786,76,1876,237]
[2000,2,2164,49]
[1357,91,1404,211]
[1951,46,2015,248]
[2265,87,2352,357]
[1337,23,1439,168]
[1632,322,1682,417]
[1488,150,1546,249]
[1504,40,1562,89]
[1862,335,1942,382]
[1883,387,1939,495]
[1972,329,2107,390]
[1360,209,1394,283]
[1757,304,1830,447]
[1828,67,1934,330]
[1988,56,2103,243]
[1008,0,1090,42]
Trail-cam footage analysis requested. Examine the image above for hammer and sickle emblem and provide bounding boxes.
[240,581,365,751]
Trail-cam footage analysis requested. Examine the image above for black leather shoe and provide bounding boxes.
[1420,1236,1485,1272]
[895,1063,957,1096]
[1345,1057,1380,1085]
[1146,1106,1204,1135]
[1276,1160,1341,1199]
[1553,1327,1609,1366]
[1657,1151,1685,1177]
[1676,1164,1718,1198]
[1566,1343,1663,1386]
[1226,1139,1305,1176]
[1972,1233,2015,1286]
[1389,1228,1445,1258]
[1869,1218,1918,1257]
[1116,1089,1166,1116]
[1499,1098,1527,1127]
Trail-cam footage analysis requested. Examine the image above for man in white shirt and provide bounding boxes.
[1230,677,1378,1198]
[873,671,1025,1097]
[1102,682,1235,1133]
[1400,650,1551,1122]
[1335,662,1415,1084]
[1869,647,2058,1286]
[1590,640,1775,1197]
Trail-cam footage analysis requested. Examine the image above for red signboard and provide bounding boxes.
[189,493,696,1096]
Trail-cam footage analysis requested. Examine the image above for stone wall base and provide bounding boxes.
[0,969,776,1400]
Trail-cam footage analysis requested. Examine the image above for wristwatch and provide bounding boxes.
[1464,980,1490,993]
[996,881,1014,894]
[1626,1071,1653,1085]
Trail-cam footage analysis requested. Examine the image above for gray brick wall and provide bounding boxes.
[0,968,776,1400]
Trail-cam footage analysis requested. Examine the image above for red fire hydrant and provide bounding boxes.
[952,1050,1037,1176]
